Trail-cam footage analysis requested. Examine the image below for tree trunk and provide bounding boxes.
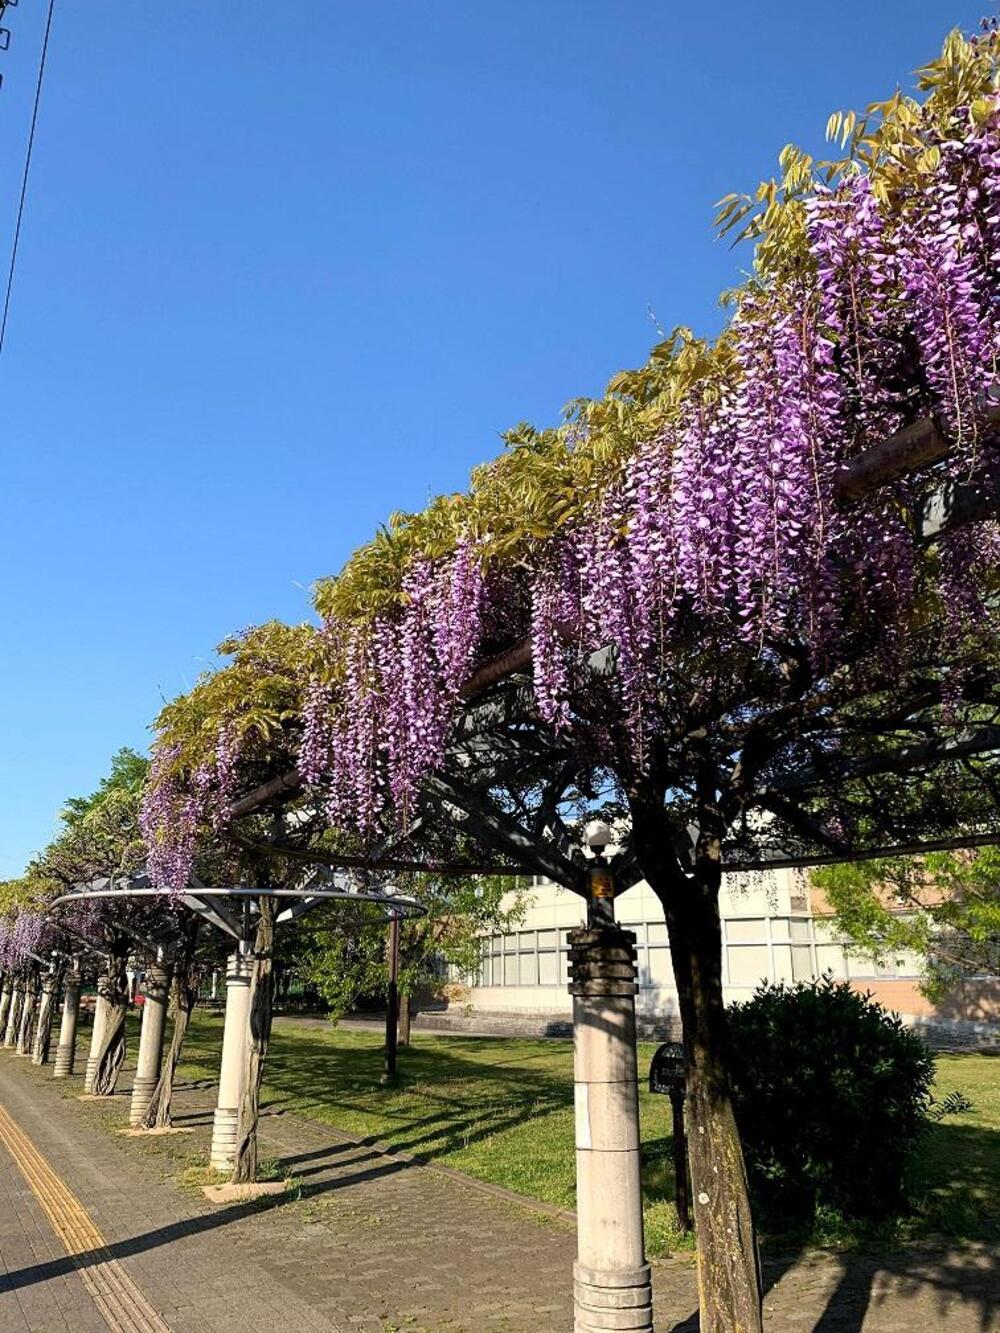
[140,973,197,1129]
[231,897,276,1184]
[32,970,60,1065]
[0,980,12,1038]
[398,991,412,1046]
[140,918,201,1128]
[5,984,24,1047]
[93,945,129,1096]
[631,792,762,1333]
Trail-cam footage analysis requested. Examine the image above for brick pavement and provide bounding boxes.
[0,1028,997,1332]
[0,1113,107,1333]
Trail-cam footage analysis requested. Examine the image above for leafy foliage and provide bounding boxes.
[927,1088,975,1121]
[45,747,149,884]
[61,747,148,828]
[813,848,1000,1001]
[149,622,320,779]
[728,977,936,1225]
[301,873,526,1017]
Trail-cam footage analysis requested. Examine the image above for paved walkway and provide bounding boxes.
[0,1030,997,1332]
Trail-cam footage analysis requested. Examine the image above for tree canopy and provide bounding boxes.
[302,872,526,1019]
[139,24,1000,889]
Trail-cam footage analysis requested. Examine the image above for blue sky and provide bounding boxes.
[0,2,987,874]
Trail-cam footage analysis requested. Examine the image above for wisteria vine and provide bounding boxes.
[144,88,1000,884]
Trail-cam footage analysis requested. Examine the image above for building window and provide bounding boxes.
[539,951,559,986]
[472,914,878,994]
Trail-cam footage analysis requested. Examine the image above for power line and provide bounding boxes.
[0,0,55,358]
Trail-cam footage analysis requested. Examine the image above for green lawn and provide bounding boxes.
[907,1051,1000,1241]
[176,1014,1000,1255]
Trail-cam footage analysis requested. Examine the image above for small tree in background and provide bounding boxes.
[304,873,526,1043]
[728,978,936,1227]
[813,849,1000,1002]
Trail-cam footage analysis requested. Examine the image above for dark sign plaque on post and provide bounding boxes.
[649,1041,690,1233]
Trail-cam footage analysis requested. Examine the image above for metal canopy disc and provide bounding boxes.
[52,882,426,918]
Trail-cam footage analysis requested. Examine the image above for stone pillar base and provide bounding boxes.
[52,1043,75,1078]
[129,1075,159,1126]
[573,1262,653,1332]
[83,1055,99,1094]
[210,1107,238,1171]
[569,927,651,1332]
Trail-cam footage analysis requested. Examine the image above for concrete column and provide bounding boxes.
[209,952,252,1170]
[568,926,652,1333]
[53,973,82,1078]
[32,971,58,1065]
[129,961,172,1126]
[0,980,12,1039]
[4,985,23,1047]
[16,979,37,1055]
[83,974,111,1094]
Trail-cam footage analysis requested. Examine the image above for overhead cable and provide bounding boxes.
[0,0,55,358]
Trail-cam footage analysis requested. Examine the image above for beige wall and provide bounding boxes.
[469,868,821,1017]
[463,870,998,1037]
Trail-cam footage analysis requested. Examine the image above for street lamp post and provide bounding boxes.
[569,819,652,1333]
[381,911,401,1085]
[584,821,616,928]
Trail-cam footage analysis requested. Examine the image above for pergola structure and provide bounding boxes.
[226,403,1000,864]
[0,917,108,1078]
[54,871,425,1170]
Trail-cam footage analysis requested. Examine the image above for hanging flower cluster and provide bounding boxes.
[143,72,1000,870]
[141,729,241,891]
[0,912,49,970]
[293,100,1000,831]
[299,539,487,834]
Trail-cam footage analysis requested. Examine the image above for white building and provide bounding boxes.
[439,868,931,1040]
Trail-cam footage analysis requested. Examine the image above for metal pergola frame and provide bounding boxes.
[52,869,426,945]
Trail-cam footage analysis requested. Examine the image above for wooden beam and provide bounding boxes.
[228,768,303,819]
[834,405,1000,501]
[726,829,1000,872]
[918,461,1000,543]
[763,724,1000,795]
[459,638,531,698]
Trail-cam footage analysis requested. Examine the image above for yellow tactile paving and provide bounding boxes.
[0,1102,172,1333]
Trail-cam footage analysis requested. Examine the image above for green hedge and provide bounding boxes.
[727,977,935,1224]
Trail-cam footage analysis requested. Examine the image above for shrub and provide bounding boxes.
[726,977,935,1226]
